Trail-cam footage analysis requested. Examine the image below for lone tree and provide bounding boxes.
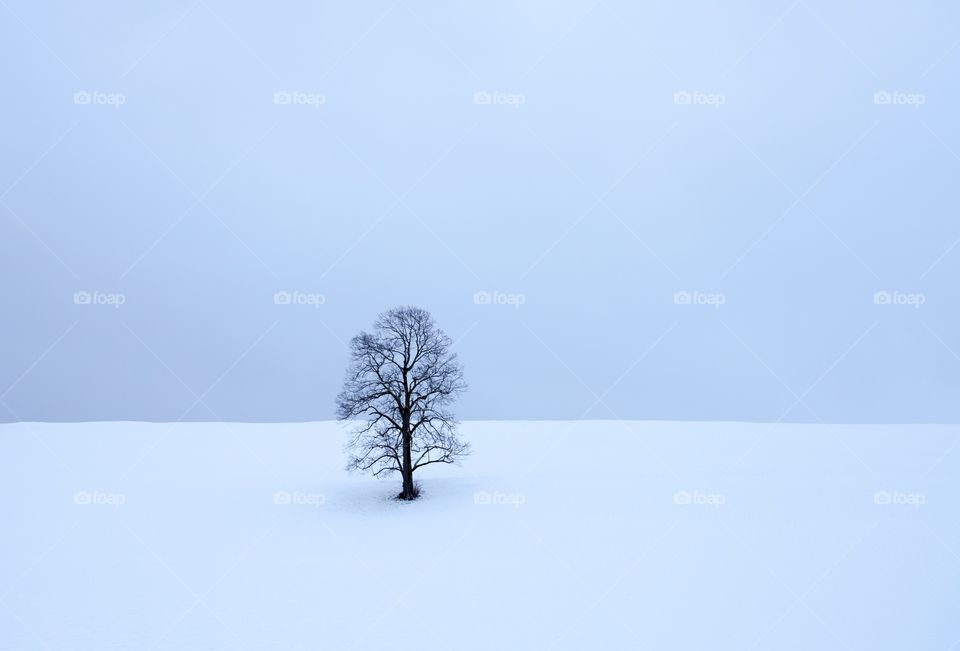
[336,306,468,500]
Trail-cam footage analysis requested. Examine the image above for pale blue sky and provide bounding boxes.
[2,0,959,422]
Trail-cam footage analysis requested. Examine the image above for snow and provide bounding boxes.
[2,420,959,650]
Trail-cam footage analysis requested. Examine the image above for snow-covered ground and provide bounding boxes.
[2,420,959,650]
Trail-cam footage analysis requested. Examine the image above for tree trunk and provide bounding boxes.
[399,367,417,500]
[400,423,415,500]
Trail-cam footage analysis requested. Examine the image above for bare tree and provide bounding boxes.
[336,306,468,500]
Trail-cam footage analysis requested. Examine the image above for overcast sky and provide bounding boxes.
[2,1,959,423]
